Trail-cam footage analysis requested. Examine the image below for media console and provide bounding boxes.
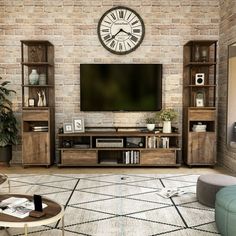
[57,131,181,167]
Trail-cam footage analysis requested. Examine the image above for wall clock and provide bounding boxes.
[97,6,145,55]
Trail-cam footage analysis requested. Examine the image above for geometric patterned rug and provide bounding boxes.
[0,174,219,235]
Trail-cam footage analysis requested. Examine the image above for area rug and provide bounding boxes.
[0,174,219,236]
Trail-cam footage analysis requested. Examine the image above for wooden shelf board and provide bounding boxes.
[186,85,216,87]
[184,62,216,66]
[21,40,53,46]
[57,163,181,167]
[21,62,54,66]
[22,84,54,88]
[22,107,51,110]
[58,131,181,137]
[187,107,216,110]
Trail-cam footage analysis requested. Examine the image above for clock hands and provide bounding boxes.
[106,29,122,42]
[119,29,134,37]
[106,28,134,42]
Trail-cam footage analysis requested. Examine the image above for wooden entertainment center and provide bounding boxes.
[58,130,181,167]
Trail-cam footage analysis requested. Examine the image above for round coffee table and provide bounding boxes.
[0,194,64,235]
[0,174,10,192]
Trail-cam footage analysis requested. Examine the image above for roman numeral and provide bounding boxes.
[110,13,116,20]
[110,40,116,48]
[132,20,138,25]
[119,43,123,51]
[130,35,138,43]
[119,10,124,18]
[104,20,111,25]
[103,34,111,41]
[133,29,141,33]
[127,12,132,20]
[102,29,110,32]
[127,41,132,48]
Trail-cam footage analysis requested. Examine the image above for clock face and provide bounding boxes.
[98,6,145,55]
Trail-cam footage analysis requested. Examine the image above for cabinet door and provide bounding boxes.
[23,132,49,165]
[188,132,215,164]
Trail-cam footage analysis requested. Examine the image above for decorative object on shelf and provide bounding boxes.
[39,73,46,85]
[28,98,35,107]
[37,45,44,62]
[42,90,46,106]
[163,121,171,133]
[156,108,178,134]
[37,91,43,107]
[63,123,73,134]
[62,140,73,148]
[195,73,205,85]
[145,117,156,131]
[97,6,145,55]
[72,117,85,133]
[195,91,205,107]
[29,69,39,85]
[201,47,208,62]
[0,77,18,165]
[194,45,200,62]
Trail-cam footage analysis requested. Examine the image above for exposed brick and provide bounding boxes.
[0,0,222,163]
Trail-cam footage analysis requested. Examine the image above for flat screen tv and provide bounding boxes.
[80,64,162,111]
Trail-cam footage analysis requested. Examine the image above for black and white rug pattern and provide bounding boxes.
[0,174,219,236]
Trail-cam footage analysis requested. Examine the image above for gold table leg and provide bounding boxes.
[62,216,65,236]
[24,224,28,236]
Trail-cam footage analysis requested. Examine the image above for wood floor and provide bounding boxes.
[0,163,232,175]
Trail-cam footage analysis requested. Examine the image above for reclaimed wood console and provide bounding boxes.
[57,131,181,167]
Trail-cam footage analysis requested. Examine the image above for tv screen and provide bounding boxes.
[80,64,162,111]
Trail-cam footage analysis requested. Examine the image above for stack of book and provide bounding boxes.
[123,151,140,164]
[32,126,48,132]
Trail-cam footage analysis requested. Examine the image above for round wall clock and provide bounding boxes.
[97,6,145,55]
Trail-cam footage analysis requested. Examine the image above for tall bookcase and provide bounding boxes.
[183,40,217,166]
[21,40,55,167]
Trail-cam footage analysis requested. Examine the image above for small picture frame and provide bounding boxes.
[72,117,85,133]
[63,123,73,134]
[195,91,205,107]
[28,98,35,107]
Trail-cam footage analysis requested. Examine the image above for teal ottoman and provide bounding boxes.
[215,185,236,236]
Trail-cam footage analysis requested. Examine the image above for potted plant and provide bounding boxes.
[0,77,18,165]
[156,108,178,133]
[145,117,156,131]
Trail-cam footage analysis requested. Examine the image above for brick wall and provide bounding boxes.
[0,0,219,163]
[218,0,236,173]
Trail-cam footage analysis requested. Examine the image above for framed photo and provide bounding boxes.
[28,98,35,107]
[63,123,73,134]
[194,91,205,107]
[72,117,85,133]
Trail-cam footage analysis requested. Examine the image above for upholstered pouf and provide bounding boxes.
[215,185,236,236]
[196,174,236,208]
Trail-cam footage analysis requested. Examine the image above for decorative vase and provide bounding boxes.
[29,69,39,85]
[163,121,171,133]
[147,124,155,131]
[39,73,46,85]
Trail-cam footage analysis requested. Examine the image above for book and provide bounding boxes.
[0,197,47,219]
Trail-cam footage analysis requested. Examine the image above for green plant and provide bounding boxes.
[0,77,18,147]
[145,117,156,124]
[156,108,178,121]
